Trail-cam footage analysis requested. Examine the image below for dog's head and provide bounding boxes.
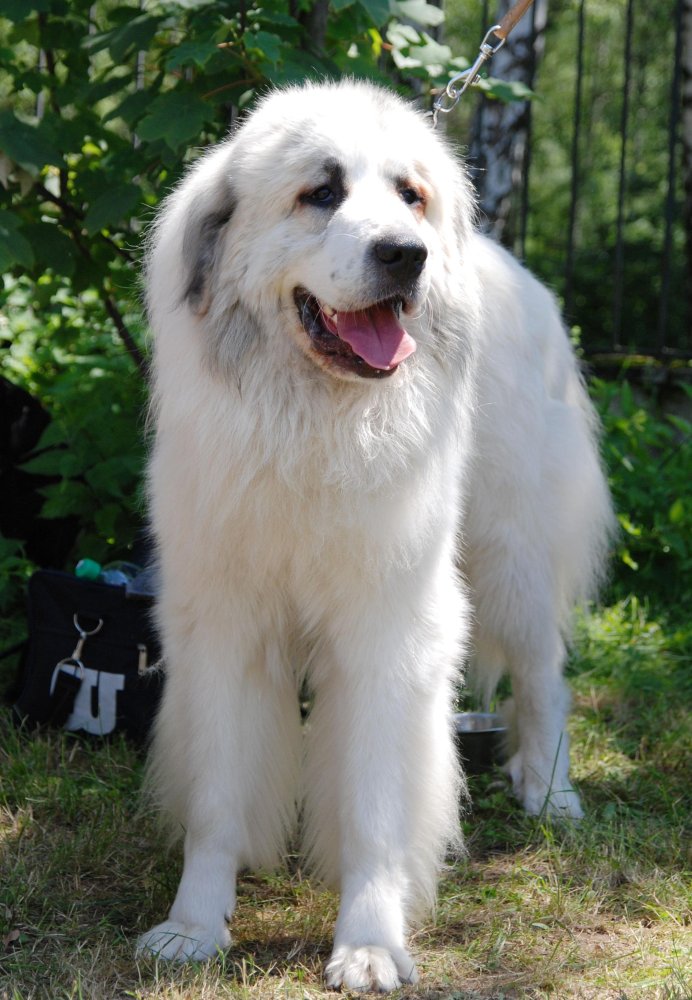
[150,80,476,383]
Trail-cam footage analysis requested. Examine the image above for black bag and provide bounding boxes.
[13,569,163,742]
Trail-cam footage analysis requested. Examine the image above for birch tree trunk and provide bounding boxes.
[470,0,548,250]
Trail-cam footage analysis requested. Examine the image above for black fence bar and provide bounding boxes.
[563,0,586,324]
[612,0,635,352]
[657,0,685,352]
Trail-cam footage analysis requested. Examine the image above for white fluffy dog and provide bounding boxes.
[138,80,613,990]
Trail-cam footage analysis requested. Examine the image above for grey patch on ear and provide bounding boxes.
[182,181,236,314]
[205,299,263,387]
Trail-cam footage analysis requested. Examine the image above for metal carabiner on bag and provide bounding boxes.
[49,615,104,695]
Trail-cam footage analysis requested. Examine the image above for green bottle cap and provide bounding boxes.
[75,558,102,581]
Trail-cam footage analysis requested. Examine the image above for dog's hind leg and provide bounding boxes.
[471,565,583,819]
[137,606,301,962]
[501,627,583,819]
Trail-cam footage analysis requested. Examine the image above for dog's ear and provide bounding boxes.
[182,173,236,316]
[173,151,261,379]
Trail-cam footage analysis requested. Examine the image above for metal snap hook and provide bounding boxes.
[432,25,505,127]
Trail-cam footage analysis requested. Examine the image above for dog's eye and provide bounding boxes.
[400,187,423,206]
[302,185,336,207]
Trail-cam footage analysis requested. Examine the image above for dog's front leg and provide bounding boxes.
[314,573,463,992]
[137,830,237,961]
[136,608,301,962]
[326,868,418,991]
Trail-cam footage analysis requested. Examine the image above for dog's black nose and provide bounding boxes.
[373,238,428,283]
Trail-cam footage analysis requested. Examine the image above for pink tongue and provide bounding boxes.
[332,304,416,370]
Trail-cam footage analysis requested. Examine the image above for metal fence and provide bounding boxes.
[453,0,689,359]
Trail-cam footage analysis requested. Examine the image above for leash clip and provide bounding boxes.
[432,25,505,127]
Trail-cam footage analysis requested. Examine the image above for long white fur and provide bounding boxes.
[137,80,613,990]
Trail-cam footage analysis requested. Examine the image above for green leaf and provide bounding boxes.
[94,502,125,539]
[620,380,635,416]
[19,449,70,477]
[83,14,164,63]
[621,548,639,571]
[102,88,159,128]
[137,91,212,150]
[166,0,217,8]
[2,0,51,19]
[0,536,23,560]
[617,513,642,537]
[0,211,34,270]
[32,421,69,452]
[389,28,450,75]
[667,414,692,435]
[388,22,420,46]
[256,10,301,26]
[85,456,140,498]
[22,222,76,276]
[392,0,445,27]
[83,185,142,235]
[39,481,92,519]
[477,76,534,102]
[0,110,63,173]
[668,498,685,525]
[358,0,392,27]
[410,32,451,67]
[245,30,283,66]
[166,40,220,71]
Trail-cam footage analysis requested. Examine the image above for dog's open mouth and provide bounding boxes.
[294,289,416,378]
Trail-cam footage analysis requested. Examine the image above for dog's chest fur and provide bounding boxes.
[151,320,470,602]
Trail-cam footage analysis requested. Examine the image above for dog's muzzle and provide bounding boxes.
[294,289,417,379]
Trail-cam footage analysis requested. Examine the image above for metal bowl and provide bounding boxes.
[453,712,507,776]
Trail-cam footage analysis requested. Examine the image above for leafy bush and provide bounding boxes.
[0,277,146,612]
[593,376,692,608]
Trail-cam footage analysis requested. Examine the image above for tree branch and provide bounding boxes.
[32,183,147,376]
[101,293,149,379]
[35,184,135,264]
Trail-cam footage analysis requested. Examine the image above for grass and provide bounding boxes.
[1,598,690,1000]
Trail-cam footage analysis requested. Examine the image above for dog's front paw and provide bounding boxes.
[506,751,584,819]
[325,944,419,992]
[136,919,231,962]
